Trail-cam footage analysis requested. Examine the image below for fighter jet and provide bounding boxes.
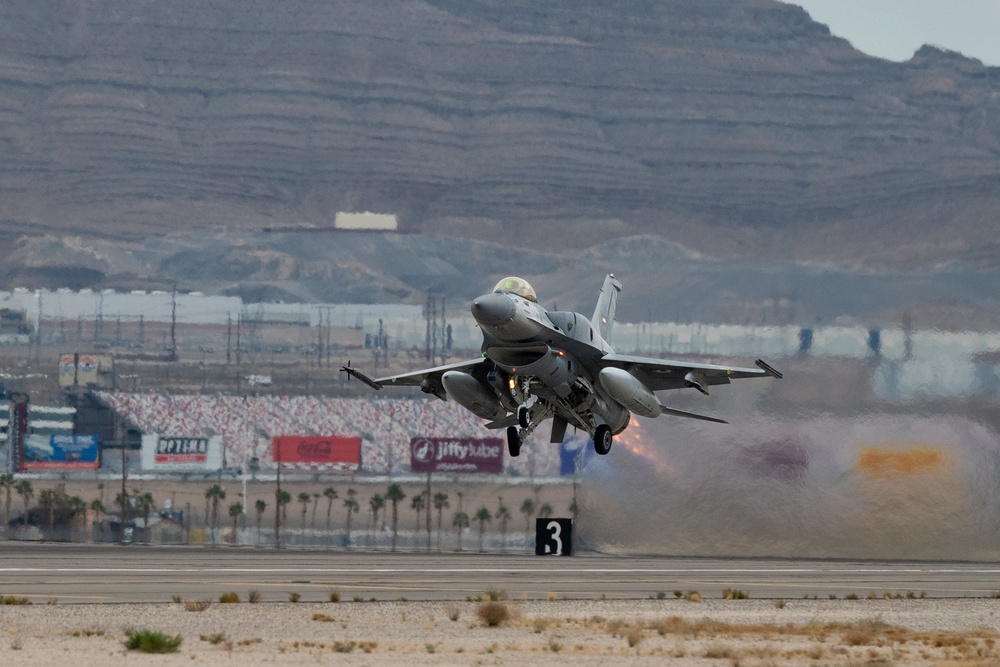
[342,275,782,457]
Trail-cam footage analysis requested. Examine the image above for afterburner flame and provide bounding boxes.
[618,418,675,478]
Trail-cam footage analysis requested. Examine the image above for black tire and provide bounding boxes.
[593,424,613,455]
[517,405,530,429]
[506,426,521,457]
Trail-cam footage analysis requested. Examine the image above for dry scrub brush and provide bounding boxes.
[476,601,510,627]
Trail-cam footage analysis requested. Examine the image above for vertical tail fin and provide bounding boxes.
[591,274,622,345]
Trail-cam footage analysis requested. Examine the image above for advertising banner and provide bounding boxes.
[141,435,223,471]
[410,437,504,474]
[22,434,100,470]
[58,354,77,387]
[77,354,98,385]
[272,436,361,471]
[559,434,594,476]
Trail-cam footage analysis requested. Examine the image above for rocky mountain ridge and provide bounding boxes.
[0,0,997,275]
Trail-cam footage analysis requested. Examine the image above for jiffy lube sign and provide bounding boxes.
[410,437,504,473]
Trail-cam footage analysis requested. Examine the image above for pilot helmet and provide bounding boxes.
[493,276,537,303]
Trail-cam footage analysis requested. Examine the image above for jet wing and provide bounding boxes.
[341,358,489,399]
[599,354,782,393]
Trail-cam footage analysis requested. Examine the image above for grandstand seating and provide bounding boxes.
[97,392,561,476]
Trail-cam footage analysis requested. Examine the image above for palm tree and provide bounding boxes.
[0,473,14,528]
[277,490,291,521]
[495,497,512,551]
[368,493,384,546]
[410,491,426,539]
[474,506,492,553]
[311,492,320,528]
[519,498,535,546]
[228,502,243,546]
[385,483,406,552]
[343,489,359,548]
[68,496,86,536]
[452,511,469,552]
[297,492,311,536]
[433,492,449,552]
[89,499,105,529]
[39,488,56,531]
[115,490,131,543]
[276,490,291,544]
[133,490,155,543]
[323,486,338,531]
[538,503,554,518]
[14,479,33,522]
[254,499,266,544]
[205,484,226,544]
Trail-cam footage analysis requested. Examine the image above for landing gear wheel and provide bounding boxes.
[506,426,521,457]
[517,405,530,429]
[593,425,613,456]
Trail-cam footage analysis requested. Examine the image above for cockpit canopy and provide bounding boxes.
[493,276,537,303]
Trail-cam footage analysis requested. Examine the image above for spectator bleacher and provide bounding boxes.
[96,392,561,476]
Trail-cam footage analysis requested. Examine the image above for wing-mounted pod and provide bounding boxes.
[598,367,660,418]
[441,371,506,421]
[486,344,577,398]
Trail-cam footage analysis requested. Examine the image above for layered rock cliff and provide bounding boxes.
[0,0,997,279]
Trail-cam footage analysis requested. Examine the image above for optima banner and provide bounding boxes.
[141,435,223,471]
[410,437,504,474]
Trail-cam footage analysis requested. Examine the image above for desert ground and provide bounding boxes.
[3,597,1000,665]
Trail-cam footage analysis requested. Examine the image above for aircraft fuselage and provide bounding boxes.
[471,290,629,437]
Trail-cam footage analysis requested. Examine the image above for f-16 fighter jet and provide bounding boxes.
[343,275,781,457]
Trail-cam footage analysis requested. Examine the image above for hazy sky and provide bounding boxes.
[786,1,1000,66]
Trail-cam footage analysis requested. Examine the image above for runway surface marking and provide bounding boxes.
[3,566,999,574]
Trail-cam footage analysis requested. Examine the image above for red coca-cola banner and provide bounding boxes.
[410,437,504,474]
[272,436,362,467]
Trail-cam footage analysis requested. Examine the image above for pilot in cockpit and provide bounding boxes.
[493,276,537,303]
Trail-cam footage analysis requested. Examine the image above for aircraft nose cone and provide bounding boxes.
[471,293,515,327]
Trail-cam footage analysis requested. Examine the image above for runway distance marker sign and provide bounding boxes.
[535,518,573,556]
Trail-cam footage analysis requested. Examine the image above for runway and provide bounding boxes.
[2,542,999,603]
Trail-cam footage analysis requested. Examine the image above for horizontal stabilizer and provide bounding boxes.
[754,359,783,379]
[485,414,519,430]
[659,404,728,424]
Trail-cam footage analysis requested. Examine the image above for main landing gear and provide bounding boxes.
[593,424,613,456]
[506,426,521,457]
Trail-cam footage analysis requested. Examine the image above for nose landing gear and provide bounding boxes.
[517,405,530,429]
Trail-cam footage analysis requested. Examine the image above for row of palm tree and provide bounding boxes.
[1,474,564,551]
[233,484,561,551]
[1,474,37,526]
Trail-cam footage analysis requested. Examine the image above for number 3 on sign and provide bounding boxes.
[544,520,562,555]
[535,518,573,556]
